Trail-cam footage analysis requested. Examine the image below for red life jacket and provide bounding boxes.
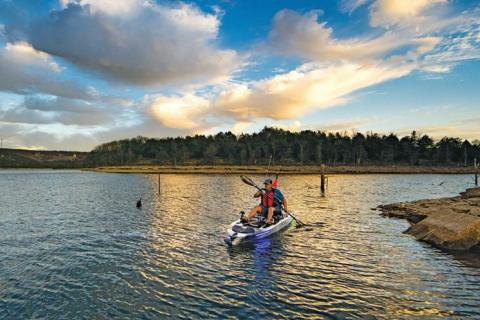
[261,189,276,207]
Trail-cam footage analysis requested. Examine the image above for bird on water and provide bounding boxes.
[136,198,142,208]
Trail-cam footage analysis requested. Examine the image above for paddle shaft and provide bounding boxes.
[281,208,304,226]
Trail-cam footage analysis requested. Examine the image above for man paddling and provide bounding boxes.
[242,178,288,225]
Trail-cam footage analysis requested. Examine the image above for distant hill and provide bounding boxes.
[0,148,88,168]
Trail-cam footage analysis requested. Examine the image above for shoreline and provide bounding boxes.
[82,165,478,174]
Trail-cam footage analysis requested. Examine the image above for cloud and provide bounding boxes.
[98,117,190,141]
[59,0,144,16]
[5,129,98,151]
[3,41,60,71]
[420,64,452,74]
[267,10,441,62]
[231,121,251,135]
[268,6,480,78]
[26,1,240,85]
[213,62,413,120]
[317,118,376,132]
[0,97,180,151]
[369,0,447,28]
[0,122,20,137]
[1,107,54,125]
[0,96,121,126]
[273,121,302,132]
[145,60,413,130]
[146,3,476,134]
[340,0,369,14]
[0,42,94,99]
[412,37,443,55]
[420,20,480,69]
[24,96,101,114]
[394,118,480,141]
[148,93,212,130]
[0,40,136,128]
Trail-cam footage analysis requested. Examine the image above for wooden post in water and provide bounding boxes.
[320,164,326,193]
[158,174,161,195]
[475,158,478,186]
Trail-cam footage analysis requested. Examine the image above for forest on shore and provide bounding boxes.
[84,127,480,167]
[1,127,479,168]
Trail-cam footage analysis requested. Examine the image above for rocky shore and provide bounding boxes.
[379,187,480,251]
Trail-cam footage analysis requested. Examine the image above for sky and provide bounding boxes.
[0,0,479,151]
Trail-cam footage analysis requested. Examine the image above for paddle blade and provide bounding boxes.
[240,175,262,191]
[240,175,256,187]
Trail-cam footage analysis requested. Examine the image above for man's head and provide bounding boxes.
[263,178,273,190]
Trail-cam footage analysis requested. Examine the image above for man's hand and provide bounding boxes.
[254,190,264,197]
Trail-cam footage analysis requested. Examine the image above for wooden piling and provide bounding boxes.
[320,164,326,193]
[475,158,478,186]
[158,174,161,194]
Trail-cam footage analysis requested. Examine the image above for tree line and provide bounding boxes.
[85,127,480,167]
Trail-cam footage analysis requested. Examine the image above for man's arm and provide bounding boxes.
[274,190,288,211]
[282,198,288,212]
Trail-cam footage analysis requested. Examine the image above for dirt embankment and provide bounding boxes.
[379,187,480,251]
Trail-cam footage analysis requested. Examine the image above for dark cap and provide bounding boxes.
[263,179,273,185]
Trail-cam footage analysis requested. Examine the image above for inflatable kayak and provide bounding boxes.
[224,212,293,246]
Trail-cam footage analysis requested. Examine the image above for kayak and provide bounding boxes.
[224,213,293,246]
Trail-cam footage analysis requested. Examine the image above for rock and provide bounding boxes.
[461,187,480,199]
[378,202,427,223]
[406,211,480,251]
[380,190,480,251]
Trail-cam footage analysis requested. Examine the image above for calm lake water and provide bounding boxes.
[0,170,479,319]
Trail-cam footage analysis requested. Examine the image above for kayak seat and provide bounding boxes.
[273,210,283,222]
